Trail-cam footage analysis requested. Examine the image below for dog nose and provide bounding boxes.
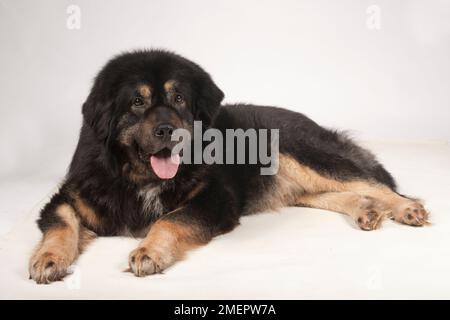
[154,124,174,139]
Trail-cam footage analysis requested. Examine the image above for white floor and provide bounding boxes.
[1,142,450,299]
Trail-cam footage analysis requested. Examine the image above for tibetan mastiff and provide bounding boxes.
[29,50,428,283]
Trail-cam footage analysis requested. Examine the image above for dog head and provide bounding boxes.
[81,50,224,184]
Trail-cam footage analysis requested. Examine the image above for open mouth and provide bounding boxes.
[137,146,180,180]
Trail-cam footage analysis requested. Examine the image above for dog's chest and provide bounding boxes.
[138,186,165,217]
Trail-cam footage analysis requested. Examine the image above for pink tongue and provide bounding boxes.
[150,154,180,179]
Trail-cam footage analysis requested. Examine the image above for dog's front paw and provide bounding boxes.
[29,251,69,284]
[128,247,169,277]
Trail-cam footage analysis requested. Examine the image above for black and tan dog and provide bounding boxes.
[29,50,429,284]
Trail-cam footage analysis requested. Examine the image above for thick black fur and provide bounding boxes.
[37,50,396,240]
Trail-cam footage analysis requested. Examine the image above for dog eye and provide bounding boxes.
[175,94,184,104]
[133,97,144,106]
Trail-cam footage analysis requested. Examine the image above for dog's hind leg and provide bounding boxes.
[340,182,430,227]
[295,184,430,229]
[296,192,389,230]
[276,153,429,229]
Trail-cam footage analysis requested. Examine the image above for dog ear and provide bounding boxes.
[82,88,120,176]
[82,90,114,143]
[194,74,224,127]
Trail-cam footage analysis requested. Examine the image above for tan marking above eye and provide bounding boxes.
[164,80,176,93]
[138,84,152,98]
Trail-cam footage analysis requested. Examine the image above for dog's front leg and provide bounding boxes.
[128,200,238,277]
[29,202,89,284]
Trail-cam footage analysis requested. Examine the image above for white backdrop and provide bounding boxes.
[1,0,450,181]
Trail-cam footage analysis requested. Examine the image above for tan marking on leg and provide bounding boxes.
[78,226,97,252]
[338,182,430,226]
[277,154,345,195]
[252,153,347,212]
[72,193,101,229]
[297,192,388,230]
[128,220,207,277]
[29,204,80,284]
[260,154,429,227]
